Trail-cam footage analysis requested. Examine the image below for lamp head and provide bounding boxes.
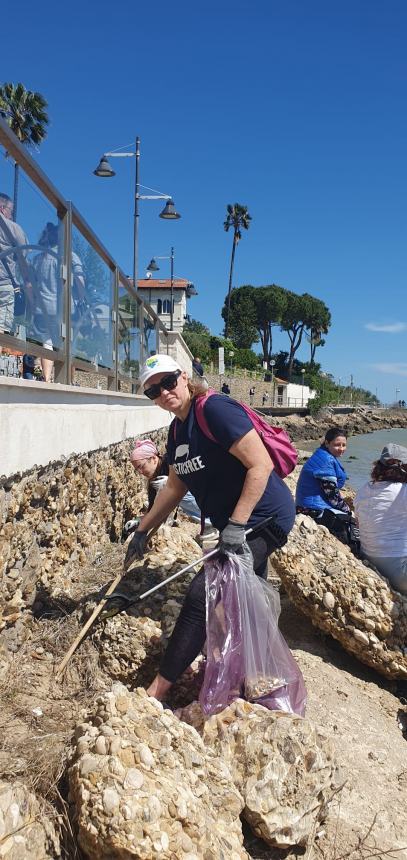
[159,198,181,220]
[93,156,115,178]
[147,258,160,272]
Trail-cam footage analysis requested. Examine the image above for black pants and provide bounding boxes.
[159,524,286,683]
[297,507,360,553]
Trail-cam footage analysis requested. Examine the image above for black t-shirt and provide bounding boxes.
[166,394,295,533]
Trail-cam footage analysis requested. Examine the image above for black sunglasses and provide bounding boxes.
[144,369,182,400]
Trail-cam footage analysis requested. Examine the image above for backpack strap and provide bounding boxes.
[194,390,218,443]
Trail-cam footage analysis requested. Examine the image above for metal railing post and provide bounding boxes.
[54,206,72,385]
[109,267,119,391]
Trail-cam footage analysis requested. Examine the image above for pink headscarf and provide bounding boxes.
[130,439,158,464]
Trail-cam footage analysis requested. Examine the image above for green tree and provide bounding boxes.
[223,203,252,338]
[0,82,49,218]
[305,300,331,364]
[222,283,287,364]
[280,293,331,379]
[234,347,259,370]
[254,285,287,366]
[182,329,211,363]
[222,284,258,348]
[183,318,211,336]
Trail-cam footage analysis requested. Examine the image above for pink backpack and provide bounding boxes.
[194,389,298,479]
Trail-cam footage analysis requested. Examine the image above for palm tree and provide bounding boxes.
[224,203,252,338]
[0,82,49,219]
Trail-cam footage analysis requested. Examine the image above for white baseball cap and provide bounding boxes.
[139,353,182,388]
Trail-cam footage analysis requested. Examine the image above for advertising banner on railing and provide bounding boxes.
[218,347,224,374]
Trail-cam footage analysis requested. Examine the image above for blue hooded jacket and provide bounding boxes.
[295,445,348,511]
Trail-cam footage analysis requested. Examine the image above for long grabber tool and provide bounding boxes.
[55,524,161,677]
[55,516,276,675]
[100,514,277,619]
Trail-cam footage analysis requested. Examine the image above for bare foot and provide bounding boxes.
[146,673,173,702]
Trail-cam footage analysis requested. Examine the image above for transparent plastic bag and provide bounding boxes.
[199,551,307,717]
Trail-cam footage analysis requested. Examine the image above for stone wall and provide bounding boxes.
[0,428,168,617]
[204,372,274,408]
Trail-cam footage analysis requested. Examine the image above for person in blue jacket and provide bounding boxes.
[296,427,352,542]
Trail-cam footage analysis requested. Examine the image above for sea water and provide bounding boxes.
[301,428,407,490]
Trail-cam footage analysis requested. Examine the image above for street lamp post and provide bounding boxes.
[270,359,276,405]
[229,350,234,375]
[147,247,175,331]
[301,368,305,407]
[93,137,180,305]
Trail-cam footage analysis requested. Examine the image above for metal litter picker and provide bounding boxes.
[55,516,275,676]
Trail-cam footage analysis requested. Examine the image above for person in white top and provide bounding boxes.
[354,443,407,595]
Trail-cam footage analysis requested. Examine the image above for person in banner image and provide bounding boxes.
[124,354,296,703]
[0,193,32,343]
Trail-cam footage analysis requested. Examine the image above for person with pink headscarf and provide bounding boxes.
[130,439,169,511]
[128,437,215,534]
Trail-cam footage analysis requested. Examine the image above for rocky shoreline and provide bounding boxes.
[274,407,407,444]
[0,411,406,858]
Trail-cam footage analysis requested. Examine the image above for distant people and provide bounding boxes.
[0,192,32,348]
[221,381,230,395]
[354,444,407,595]
[249,386,255,406]
[192,356,204,377]
[262,392,269,406]
[296,427,356,545]
[22,353,36,380]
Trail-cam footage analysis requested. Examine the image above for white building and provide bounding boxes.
[136,278,197,333]
[271,377,316,408]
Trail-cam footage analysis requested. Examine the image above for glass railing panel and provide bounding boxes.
[143,306,158,359]
[0,158,65,359]
[118,281,140,382]
[71,226,114,370]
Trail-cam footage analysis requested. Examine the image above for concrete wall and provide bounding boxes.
[0,377,171,478]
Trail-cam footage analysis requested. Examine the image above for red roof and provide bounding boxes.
[136,278,191,290]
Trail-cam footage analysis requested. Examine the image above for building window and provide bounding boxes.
[163,299,172,314]
[157,299,162,314]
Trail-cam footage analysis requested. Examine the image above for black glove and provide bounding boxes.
[124,531,148,569]
[218,519,248,555]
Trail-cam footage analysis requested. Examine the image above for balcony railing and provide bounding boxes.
[0,117,169,390]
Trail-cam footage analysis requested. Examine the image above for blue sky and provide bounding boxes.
[2,0,406,403]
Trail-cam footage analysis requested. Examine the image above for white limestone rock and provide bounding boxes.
[273,516,407,679]
[69,684,248,859]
